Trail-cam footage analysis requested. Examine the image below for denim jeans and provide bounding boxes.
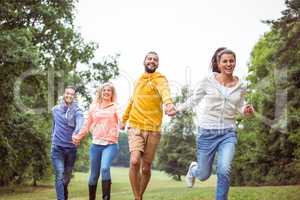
[89,143,119,185]
[51,145,77,200]
[191,128,237,200]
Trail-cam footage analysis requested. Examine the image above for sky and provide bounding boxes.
[74,0,286,110]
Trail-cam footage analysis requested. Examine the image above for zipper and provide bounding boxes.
[209,74,243,128]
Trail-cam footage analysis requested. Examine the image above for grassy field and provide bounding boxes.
[0,167,300,200]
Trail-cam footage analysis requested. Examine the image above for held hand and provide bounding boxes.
[165,103,177,117]
[167,108,177,117]
[72,134,81,146]
[243,104,255,117]
[120,124,126,130]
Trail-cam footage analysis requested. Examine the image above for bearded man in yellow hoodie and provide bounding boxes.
[121,51,176,200]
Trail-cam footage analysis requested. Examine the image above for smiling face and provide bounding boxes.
[64,88,76,105]
[101,85,113,102]
[144,53,159,73]
[218,53,236,75]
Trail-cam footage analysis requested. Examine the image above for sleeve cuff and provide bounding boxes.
[164,98,173,105]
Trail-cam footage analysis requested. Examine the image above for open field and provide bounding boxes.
[1,167,299,200]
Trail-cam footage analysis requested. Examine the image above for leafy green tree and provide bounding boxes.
[157,86,196,181]
[0,0,119,186]
[231,0,300,185]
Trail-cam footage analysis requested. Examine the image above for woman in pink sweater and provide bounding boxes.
[73,82,119,200]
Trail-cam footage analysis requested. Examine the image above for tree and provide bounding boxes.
[157,86,196,181]
[0,0,119,186]
[231,0,300,185]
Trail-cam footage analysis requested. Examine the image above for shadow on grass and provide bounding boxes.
[0,184,53,195]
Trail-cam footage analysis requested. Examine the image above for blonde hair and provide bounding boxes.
[94,82,117,104]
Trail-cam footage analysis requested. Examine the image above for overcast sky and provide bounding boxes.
[74,0,285,109]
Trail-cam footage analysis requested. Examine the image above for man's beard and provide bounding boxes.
[64,97,73,105]
[144,65,157,73]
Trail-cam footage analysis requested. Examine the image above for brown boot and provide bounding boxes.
[89,184,97,200]
[64,184,68,200]
[102,180,111,200]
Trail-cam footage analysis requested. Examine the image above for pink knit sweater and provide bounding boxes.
[75,102,119,144]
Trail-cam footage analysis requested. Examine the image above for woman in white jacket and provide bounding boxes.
[177,47,254,200]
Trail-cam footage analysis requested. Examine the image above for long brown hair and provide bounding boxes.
[210,47,236,73]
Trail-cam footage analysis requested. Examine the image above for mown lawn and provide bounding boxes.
[0,167,299,200]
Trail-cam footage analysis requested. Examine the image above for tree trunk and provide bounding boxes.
[177,175,181,181]
[173,175,181,181]
[33,179,37,187]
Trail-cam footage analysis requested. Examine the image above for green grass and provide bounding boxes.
[0,167,299,200]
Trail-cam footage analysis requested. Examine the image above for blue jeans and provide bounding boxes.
[191,128,237,200]
[51,145,77,200]
[89,143,119,185]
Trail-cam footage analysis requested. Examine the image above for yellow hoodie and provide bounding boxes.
[122,71,173,132]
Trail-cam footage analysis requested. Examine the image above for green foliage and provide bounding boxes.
[112,132,130,167]
[231,0,300,185]
[157,86,196,181]
[0,112,49,186]
[0,0,119,186]
[73,137,90,173]
[78,54,120,103]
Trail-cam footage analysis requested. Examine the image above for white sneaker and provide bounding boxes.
[185,161,197,188]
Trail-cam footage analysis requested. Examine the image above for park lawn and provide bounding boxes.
[0,167,299,200]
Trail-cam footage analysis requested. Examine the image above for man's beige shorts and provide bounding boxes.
[128,127,161,163]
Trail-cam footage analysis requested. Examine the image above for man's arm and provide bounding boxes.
[156,76,173,105]
[73,108,84,134]
[155,76,176,116]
